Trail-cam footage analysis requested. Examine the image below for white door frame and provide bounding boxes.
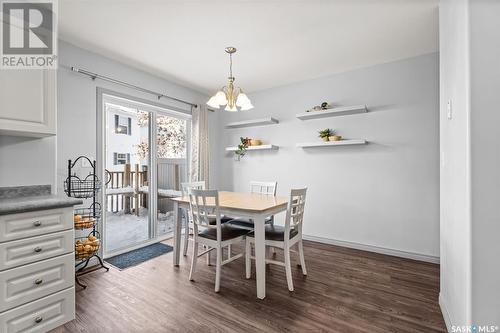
[96,88,191,258]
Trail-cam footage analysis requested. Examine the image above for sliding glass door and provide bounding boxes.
[156,113,189,237]
[101,92,190,256]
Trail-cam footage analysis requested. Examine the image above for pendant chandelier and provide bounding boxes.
[206,47,253,112]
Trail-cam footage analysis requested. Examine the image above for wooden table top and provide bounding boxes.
[171,191,288,213]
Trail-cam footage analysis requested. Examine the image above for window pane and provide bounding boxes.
[118,116,128,126]
[156,114,187,158]
[156,113,189,237]
[105,105,151,253]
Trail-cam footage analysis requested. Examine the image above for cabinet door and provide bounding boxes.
[0,287,75,333]
[0,69,56,137]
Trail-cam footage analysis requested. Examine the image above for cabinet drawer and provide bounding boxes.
[0,208,73,242]
[0,287,74,333]
[0,230,74,271]
[0,253,74,312]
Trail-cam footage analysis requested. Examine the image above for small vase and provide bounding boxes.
[329,135,342,141]
[250,139,262,146]
[321,136,329,142]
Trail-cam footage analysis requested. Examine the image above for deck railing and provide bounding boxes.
[106,158,187,214]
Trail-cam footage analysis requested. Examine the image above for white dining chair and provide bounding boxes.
[181,181,206,257]
[188,189,249,292]
[180,181,233,259]
[245,188,308,292]
[227,181,278,257]
[228,180,277,229]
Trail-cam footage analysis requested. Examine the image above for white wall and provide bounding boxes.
[217,53,440,260]
[469,0,500,326]
[440,0,500,328]
[439,0,471,328]
[57,41,213,192]
[0,135,56,188]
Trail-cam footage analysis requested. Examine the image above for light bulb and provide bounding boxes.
[214,90,228,105]
[236,92,251,107]
[206,95,220,108]
[240,101,254,111]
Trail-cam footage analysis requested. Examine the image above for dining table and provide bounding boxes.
[170,191,289,299]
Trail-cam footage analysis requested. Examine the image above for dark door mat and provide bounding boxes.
[105,243,173,270]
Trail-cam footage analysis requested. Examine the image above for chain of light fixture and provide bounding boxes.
[206,47,253,112]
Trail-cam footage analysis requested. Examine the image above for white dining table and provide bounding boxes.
[170,191,288,299]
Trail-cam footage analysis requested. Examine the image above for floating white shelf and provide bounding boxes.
[296,140,367,148]
[225,144,279,152]
[225,117,279,129]
[296,105,367,120]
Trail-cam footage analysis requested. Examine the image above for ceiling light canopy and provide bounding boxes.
[207,47,253,112]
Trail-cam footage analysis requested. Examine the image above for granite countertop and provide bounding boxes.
[0,195,83,216]
[0,185,83,216]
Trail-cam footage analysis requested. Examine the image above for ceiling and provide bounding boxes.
[59,0,439,94]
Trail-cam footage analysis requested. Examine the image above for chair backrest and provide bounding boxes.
[250,181,277,196]
[284,188,307,238]
[181,181,206,197]
[188,189,223,241]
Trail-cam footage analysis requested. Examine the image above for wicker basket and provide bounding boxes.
[73,203,101,230]
[74,217,96,230]
[75,233,101,261]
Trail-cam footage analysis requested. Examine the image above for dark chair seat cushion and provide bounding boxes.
[227,218,254,230]
[224,216,274,223]
[207,215,234,225]
[227,216,274,229]
[198,225,250,241]
[248,225,298,241]
[222,215,235,223]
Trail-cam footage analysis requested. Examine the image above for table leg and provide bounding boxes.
[173,202,182,266]
[254,215,266,299]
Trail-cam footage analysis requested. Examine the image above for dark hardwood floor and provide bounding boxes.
[62,240,446,333]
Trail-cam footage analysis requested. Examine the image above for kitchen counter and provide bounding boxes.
[0,184,78,331]
[0,185,83,215]
[0,195,83,215]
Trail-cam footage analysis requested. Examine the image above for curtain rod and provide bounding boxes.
[70,66,201,109]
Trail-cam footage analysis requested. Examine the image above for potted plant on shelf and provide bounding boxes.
[318,128,333,141]
[235,137,250,160]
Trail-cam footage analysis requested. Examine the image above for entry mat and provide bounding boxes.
[105,243,173,270]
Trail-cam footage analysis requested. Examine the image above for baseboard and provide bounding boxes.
[302,234,440,264]
[439,293,452,333]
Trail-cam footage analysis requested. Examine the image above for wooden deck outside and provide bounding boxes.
[106,159,187,215]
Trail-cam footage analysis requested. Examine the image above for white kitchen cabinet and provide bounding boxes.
[0,208,73,243]
[0,287,75,333]
[0,207,75,332]
[0,253,74,312]
[0,70,56,137]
